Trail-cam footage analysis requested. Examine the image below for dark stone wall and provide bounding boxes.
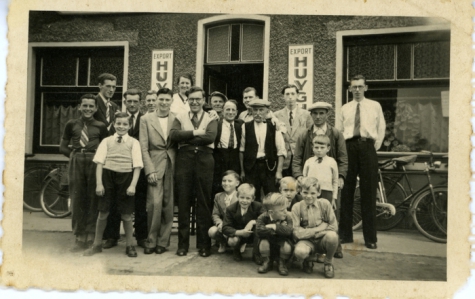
[29,11,443,122]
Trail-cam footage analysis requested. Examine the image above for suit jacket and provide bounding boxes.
[292,124,348,179]
[211,192,238,225]
[222,201,265,237]
[110,112,142,139]
[214,118,244,149]
[274,107,313,168]
[94,93,119,133]
[139,111,177,178]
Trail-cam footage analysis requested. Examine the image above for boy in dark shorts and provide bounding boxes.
[256,193,294,276]
[84,112,143,257]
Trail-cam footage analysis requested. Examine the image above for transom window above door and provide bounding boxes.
[206,23,264,63]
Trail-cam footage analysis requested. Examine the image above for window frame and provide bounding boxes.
[26,41,129,156]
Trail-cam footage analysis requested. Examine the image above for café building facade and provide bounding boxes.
[25,12,450,185]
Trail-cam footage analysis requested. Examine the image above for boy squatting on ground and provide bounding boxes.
[208,170,240,253]
[222,183,265,263]
[84,112,144,257]
[279,176,302,211]
[292,176,339,278]
[256,193,294,276]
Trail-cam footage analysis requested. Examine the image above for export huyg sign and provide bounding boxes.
[288,44,314,109]
[151,50,174,90]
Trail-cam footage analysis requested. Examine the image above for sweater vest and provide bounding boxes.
[243,121,277,173]
[103,136,134,173]
[175,111,215,149]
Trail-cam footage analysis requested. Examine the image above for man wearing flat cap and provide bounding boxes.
[292,101,347,258]
[239,99,287,202]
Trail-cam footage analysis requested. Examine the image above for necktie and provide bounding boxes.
[228,123,235,149]
[307,205,316,228]
[191,113,199,129]
[117,136,122,143]
[106,100,111,123]
[353,103,360,137]
[80,123,89,148]
[130,114,135,131]
[317,157,323,163]
[289,111,293,126]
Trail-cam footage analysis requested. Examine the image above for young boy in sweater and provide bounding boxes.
[84,112,143,257]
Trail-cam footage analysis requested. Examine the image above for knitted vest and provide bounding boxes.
[103,136,134,173]
[243,121,277,173]
[175,111,215,149]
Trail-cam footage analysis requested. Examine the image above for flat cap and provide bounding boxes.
[308,101,333,111]
[248,99,271,107]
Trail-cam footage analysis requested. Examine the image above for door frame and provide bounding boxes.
[196,14,270,100]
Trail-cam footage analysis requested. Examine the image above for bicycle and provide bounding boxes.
[352,154,448,243]
[40,164,71,218]
[23,154,55,212]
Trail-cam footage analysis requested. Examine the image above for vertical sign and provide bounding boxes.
[288,44,313,109]
[151,50,174,90]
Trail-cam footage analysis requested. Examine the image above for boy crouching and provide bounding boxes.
[256,193,294,276]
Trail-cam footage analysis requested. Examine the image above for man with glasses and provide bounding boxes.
[338,75,386,250]
[292,101,347,259]
[170,86,218,257]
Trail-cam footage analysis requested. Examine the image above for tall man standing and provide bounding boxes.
[292,101,348,258]
[338,75,385,249]
[238,87,259,122]
[94,73,119,133]
[274,84,313,177]
[170,86,218,257]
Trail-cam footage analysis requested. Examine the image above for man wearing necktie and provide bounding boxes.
[170,86,218,257]
[103,89,148,250]
[338,75,386,250]
[94,73,119,134]
[60,94,109,252]
[274,84,313,177]
[212,100,244,198]
[239,99,287,202]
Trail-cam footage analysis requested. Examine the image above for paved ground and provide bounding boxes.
[22,210,447,281]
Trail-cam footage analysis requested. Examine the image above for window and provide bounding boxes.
[33,47,125,153]
[343,31,450,153]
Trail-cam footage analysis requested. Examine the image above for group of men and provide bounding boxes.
[61,72,385,259]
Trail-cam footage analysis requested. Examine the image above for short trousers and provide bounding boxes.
[98,168,135,215]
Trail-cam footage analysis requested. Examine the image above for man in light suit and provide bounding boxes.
[93,73,120,133]
[140,88,177,254]
[274,84,313,177]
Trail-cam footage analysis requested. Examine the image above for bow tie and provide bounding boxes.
[317,157,323,163]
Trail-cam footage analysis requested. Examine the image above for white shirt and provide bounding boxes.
[93,133,144,169]
[339,98,386,150]
[157,116,169,140]
[313,123,327,136]
[303,156,338,199]
[219,120,237,149]
[240,207,248,216]
[239,121,287,158]
[170,93,190,115]
[224,191,236,207]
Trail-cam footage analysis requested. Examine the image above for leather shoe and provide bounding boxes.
[83,244,102,256]
[199,248,211,257]
[69,241,87,253]
[333,243,343,258]
[103,239,118,249]
[257,257,273,273]
[302,260,314,274]
[365,242,377,249]
[324,264,335,278]
[126,246,138,257]
[144,247,155,255]
[252,253,263,265]
[278,258,289,276]
[155,246,167,254]
[176,248,188,256]
[233,248,243,261]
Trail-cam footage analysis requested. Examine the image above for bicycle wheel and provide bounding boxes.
[375,178,407,231]
[411,186,447,243]
[40,176,71,218]
[352,186,363,230]
[23,166,50,212]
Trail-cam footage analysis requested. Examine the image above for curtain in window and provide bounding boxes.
[42,105,80,146]
[393,100,448,152]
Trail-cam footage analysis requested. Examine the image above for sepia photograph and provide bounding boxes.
[2,0,472,298]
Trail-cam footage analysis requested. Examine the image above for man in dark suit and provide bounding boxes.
[103,88,148,249]
[212,100,243,197]
[93,73,120,133]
